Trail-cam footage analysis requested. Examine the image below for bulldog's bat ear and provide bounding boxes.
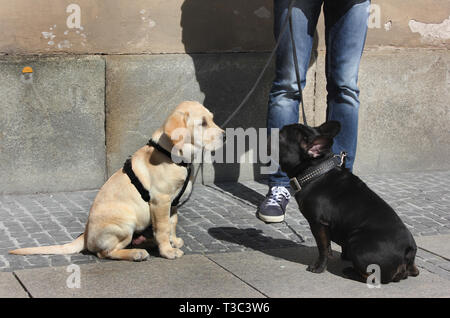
[318,121,341,137]
[307,136,333,158]
[306,121,340,158]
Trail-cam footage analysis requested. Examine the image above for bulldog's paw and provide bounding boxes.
[307,261,327,273]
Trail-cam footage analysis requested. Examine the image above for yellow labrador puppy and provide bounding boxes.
[10,101,224,261]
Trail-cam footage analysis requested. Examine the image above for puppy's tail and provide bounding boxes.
[9,233,85,255]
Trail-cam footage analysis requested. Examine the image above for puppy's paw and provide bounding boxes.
[307,262,327,273]
[171,237,184,249]
[132,249,150,262]
[160,247,184,260]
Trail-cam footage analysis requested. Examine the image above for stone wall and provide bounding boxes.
[0,0,449,193]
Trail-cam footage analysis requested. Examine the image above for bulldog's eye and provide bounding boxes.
[201,117,207,127]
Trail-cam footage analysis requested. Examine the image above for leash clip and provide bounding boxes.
[289,177,302,194]
[339,151,347,167]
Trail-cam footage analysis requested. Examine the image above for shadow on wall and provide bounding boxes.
[180,0,318,187]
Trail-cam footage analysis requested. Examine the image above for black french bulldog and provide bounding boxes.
[278,121,419,284]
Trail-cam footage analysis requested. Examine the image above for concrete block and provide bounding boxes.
[0,56,106,194]
[14,254,264,298]
[208,247,450,298]
[314,49,450,174]
[0,272,28,298]
[106,53,316,183]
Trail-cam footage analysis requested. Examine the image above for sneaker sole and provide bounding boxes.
[257,212,285,223]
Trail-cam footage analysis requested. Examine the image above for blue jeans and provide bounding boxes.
[267,0,370,187]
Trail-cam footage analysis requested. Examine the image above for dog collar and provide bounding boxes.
[289,152,346,194]
[147,139,190,167]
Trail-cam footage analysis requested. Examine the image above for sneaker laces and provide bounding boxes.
[265,186,291,206]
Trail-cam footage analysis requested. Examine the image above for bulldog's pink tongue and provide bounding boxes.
[132,235,147,245]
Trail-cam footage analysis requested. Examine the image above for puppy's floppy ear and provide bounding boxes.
[318,120,341,137]
[163,111,189,147]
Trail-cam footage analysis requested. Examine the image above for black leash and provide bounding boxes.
[204,0,311,242]
[288,1,308,127]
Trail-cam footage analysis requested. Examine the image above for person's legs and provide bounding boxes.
[267,0,323,188]
[260,0,322,223]
[324,0,370,171]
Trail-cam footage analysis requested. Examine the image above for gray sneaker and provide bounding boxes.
[257,186,291,223]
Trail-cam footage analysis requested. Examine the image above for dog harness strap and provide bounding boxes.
[290,152,346,193]
[147,139,192,206]
[122,140,192,205]
[123,158,151,202]
[171,164,192,207]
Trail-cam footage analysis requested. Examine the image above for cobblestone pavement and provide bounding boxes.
[1,171,449,280]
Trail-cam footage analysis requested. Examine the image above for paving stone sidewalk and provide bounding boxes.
[1,170,449,280]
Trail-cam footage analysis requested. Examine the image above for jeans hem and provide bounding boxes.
[268,182,291,189]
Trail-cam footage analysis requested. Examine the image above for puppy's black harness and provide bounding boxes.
[290,152,346,194]
[123,139,192,207]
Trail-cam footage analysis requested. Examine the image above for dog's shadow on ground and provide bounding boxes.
[208,226,362,283]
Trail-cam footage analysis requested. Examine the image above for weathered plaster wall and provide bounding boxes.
[0,0,448,55]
